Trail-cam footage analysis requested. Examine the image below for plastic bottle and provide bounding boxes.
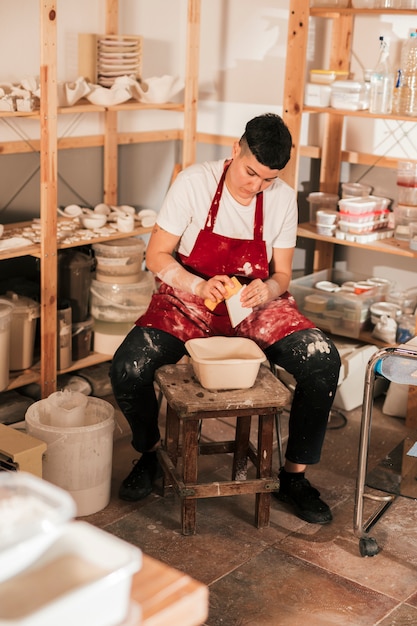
[396,30,417,116]
[369,36,394,114]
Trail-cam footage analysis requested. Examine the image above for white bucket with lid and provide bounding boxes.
[25,395,115,517]
[3,291,40,370]
[0,299,14,391]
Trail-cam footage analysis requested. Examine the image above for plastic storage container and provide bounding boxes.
[330,80,370,110]
[0,472,76,584]
[341,182,373,198]
[0,520,142,626]
[310,0,350,6]
[397,160,417,206]
[338,195,390,214]
[25,396,115,517]
[89,273,155,323]
[307,192,339,224]
[290,269,388,338]
[46,390,89,428]
[3,292,40,371]
[369,36,394,114]
[316,209,339,225]
[58,250,94,323]
[0,299,14,391]
[309,69,349,85]
[71,316,93,361]
[185,337,266,390]
[304,83,331,107]
[92,237,145,283]
[394,204,417,239]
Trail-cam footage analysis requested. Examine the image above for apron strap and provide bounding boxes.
[204,160,264,242]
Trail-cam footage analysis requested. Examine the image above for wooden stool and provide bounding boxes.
[155,363,291,535]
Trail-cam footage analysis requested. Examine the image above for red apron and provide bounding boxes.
[137,162,314,349]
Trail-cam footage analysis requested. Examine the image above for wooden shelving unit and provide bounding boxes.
[281,0,417,424]
[281,0,417,271]
[281,0,417,268]
[0,0,200,397]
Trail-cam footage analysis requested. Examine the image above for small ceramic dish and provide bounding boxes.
[58,205,83,218]
[79,213,108,229]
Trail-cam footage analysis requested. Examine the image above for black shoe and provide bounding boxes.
[119,452,160,502]
[273,472,332,525]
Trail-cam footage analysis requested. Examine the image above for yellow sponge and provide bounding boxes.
[204,276,242,311]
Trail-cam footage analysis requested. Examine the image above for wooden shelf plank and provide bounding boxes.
[297,222,417,259]
[311,7,417,16]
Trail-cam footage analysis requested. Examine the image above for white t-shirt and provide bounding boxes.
[156,159,298,262]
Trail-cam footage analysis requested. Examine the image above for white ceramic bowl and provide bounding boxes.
[93,203,110,215]
[79,213,108,229]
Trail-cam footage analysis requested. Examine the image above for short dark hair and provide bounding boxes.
[240,113,292,171]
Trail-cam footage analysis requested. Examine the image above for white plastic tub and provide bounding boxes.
[330,80,369,111]
[92,237,145,279]
[89,273,155,323]
[185,336,266,390]
[307,192,339,224]
[25,397,115,517]
[0,473,76,584]
[338,196,380,215]
[0,521,142,626]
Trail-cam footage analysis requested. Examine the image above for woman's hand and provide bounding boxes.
[240,278,281,308]
[196,275,236,304]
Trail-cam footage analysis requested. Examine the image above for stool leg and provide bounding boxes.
[275,411,284,470]
[255,413,274,528]
[232,415,251,481]
[161,404,181,494]
[181,418,200,535]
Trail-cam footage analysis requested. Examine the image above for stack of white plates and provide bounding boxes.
[97,36,142,87]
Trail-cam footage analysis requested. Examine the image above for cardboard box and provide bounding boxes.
[0,424,46,476]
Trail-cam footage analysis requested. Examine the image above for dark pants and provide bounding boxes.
[110,326,341,465]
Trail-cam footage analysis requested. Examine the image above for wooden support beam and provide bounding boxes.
[39,0,58,397]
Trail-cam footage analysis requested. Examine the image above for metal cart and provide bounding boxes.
[354,341,417,556]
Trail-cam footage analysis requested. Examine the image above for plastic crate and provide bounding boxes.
[290,269,388,338]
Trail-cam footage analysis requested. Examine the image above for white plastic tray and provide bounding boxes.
[0,473,76,584]
[0,521,142,626]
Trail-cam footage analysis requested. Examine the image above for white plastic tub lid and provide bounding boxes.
[4,292,40,317]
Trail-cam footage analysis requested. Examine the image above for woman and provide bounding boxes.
[110,113,341,525]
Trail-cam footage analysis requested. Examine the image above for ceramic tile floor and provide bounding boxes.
[83,390,417,626]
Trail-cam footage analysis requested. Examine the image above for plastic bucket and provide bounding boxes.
[89,273,155,323]
[3,291,40,370]
[58,249,94,323]
[25,396,115,516]
[0,299,14,391]
[71,315,94,361]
